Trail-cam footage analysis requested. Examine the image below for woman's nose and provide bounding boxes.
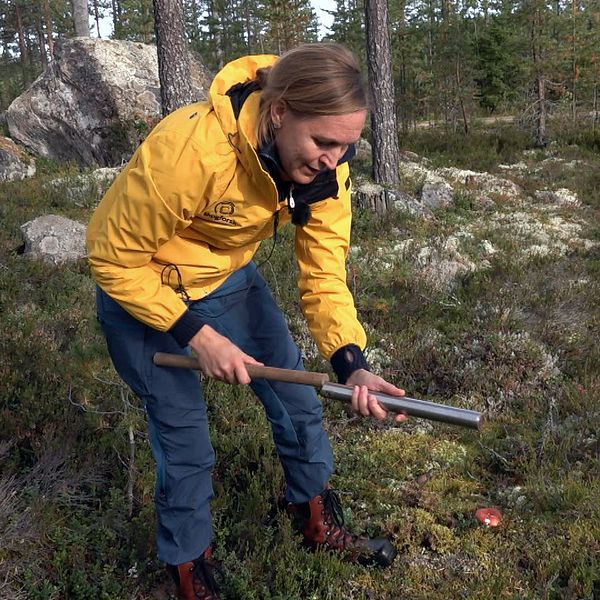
[319,150,339,170]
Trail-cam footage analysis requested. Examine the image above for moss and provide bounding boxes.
[2,124,600,598]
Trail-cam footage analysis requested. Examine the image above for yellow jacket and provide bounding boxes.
[86,54,367,360]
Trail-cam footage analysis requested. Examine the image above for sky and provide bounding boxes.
[312,0,336,37]
[94,0,337,40]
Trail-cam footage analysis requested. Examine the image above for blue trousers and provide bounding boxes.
[96,262,334,565]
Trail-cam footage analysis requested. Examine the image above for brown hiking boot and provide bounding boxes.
[166,546,222,600]
[286,488,397,567]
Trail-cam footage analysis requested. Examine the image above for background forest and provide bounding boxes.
[2,0,600,133]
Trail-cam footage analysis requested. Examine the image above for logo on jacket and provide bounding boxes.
[203,201,239,226]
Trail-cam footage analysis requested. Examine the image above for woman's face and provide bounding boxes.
[271,100,367,184]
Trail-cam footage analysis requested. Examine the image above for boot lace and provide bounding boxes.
[320,488,358,547]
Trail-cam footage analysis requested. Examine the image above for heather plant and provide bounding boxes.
[0,124,598,599]
[401,125,532,172]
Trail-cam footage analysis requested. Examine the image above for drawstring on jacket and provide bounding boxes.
[161,264,190,302]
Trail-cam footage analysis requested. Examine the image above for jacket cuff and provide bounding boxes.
[330,344,370,384]
[168,309,207,347]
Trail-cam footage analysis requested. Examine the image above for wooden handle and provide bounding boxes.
[152,352,330,388]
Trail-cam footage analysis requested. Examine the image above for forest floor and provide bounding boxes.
[415,113,600,132]
[415,114,516,129]
[0,124,598,599]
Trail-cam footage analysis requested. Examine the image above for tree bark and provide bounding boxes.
[571,0,577,122]
[152,0,196,116]
[456,59,469,135]
[531,1,546,147]
[72,0,90,36]
[15,3,31,85]
[244,0,252,53]
[15,4,29,63]
[535,75,546,147]
[207,0,224,69]
[43,0,55,59]
[189,0,201,44]
[93,0,101,37]
[112,0,119,36]
[35,16,48,69]
[594,82,598,131]
[365,0,400,187]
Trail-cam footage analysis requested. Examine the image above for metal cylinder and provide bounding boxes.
[320,382,483,430]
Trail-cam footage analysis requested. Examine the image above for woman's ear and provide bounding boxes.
[270,99,286,129]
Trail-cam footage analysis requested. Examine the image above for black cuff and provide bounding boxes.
[168,309,207,347]
[330,344,370,384]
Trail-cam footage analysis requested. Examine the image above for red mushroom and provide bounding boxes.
[475,507,502,527]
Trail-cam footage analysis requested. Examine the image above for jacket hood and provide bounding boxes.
[208,54,277,148]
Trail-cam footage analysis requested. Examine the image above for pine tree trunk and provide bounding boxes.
[43,0,55,59]
[207,0,223,69]
[15,4,31,85]
[190,0,201,43]
[93,0,101,37]
[112,0,119,36]
[152,0,196,116]
[456,59,469,134]
[72,0,90,36]
[15,4,28,62]
[35,17,48,69]
[571,0,577,122]
[531,2,546,148]
[535,75,546,147]
[26,34,36,69]
[244,0,252,53]
[365,0,400,187]
[593,82,598,131]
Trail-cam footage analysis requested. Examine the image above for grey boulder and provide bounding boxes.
[0,136,35,181]
[7,38,211,167]
[21,215,87,265]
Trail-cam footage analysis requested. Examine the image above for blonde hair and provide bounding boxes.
[256,43,368,145]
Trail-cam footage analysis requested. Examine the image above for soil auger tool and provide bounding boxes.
[152,352,483,430]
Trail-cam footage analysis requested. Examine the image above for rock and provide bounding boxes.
[397,160,455,209]
[420,180,454,209]
[354,138,372,162]
[399,159,523,209]
[394,190,432,217]
[398,159,431,181]
[534,188,580,207]
[7,38,211,167]
[421,258,475,292]
[353,181,428,216]
[399,150,424,163]
[20,215,87,265]
[437,167,522,199]
[0,136,35,181]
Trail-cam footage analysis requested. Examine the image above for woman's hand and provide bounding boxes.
[189,325,262,385]
[345,369,408,424]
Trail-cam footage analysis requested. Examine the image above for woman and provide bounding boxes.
[87,43,406,600]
